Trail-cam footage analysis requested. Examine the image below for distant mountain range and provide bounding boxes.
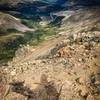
[0,0,64,20]
[0,0,100,28]
[0,0,100,16]
[0,0,100,10]
[0,0,100,5]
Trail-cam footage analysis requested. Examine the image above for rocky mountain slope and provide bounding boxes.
[0,0,100,100]
[0,7,100,100]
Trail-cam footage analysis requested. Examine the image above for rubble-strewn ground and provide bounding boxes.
[0,8,100,100]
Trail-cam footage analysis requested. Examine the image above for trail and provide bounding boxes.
[12,36,64,65]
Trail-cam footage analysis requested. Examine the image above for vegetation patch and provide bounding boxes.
[0,21,57,64]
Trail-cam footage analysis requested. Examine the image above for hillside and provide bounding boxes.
[0,7,100,100]
[0,12,34,33]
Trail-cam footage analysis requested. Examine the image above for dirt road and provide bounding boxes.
[12,35,64,65]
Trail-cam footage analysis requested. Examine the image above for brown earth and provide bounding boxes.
[0,8,100,100]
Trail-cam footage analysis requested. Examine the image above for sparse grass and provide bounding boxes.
[21,19,39,28]
[21,19,34,28]
[0,22,57,64]
[0,32,34,63]
[0,33,23,43]
[29,25,57,45]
